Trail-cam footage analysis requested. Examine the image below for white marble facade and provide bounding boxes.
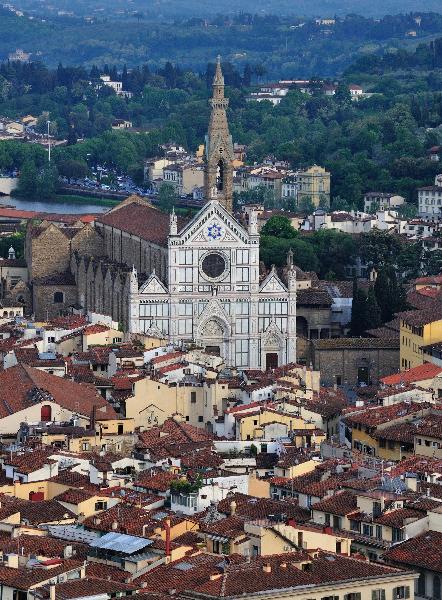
[129,199,297,370]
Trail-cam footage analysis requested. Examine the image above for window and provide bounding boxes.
[201,253,226,279]
[198,416,203,422]
[336,541,342,554]
[417,573,426,596]
[375,525,382,540]
[333,515,341,530]
[95,501,107,511]
[117,424,124,435]
[191,392,197,403]
[344,594,361,600]
[434,576,441,599]
[373,501,382,517]
[53,291,64,304]
[82,442,90,451]
[349,520,360,532]
[321,596,339,600]
[324,513,331,526]
[393,586,410,599]
[392,528,404,542]
[362,523,373,536]
[236,267,249,282]
[372,590,386,600]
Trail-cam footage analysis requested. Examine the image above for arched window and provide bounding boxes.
[434,576,441,599]
[41,405,52,422]
[53,291,64,304]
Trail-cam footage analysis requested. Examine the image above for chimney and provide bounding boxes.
[94,517,101,526]
[141,582,148,589]
[111,520,118,530]
[280,562,287,568]
[230,500,237,516]
[50,583,56,600]
[165,517,171,558]
[262,563,272,573]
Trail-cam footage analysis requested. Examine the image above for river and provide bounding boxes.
[0,195,110,214]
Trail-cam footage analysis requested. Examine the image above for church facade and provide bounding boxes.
[129,199,297,369]
[128,58,297,369]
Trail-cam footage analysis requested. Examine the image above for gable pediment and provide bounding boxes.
[139,273,168,295]
[178,200,249,246]
[259,271,287,294]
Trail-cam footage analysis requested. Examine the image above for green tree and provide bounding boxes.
[35,164,59,199]
[366,287,381,329]
[374,266,406,323]
[17,160,37,197]
[350,279,368,336]
[57,158,88,183]
[261,215,298,238]
[158,182,178,213]
[297,196,315,214]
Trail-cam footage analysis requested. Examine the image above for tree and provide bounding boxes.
[158,182,178,213]
[374,266,406,323]
[350,279,368,336]
[17,160,37,197]
[297,196,315,214]
[425,249,442,276]
[365,287,381,329]
[57,159,87,183]
[35,164,59,199]
[261,216,298,238]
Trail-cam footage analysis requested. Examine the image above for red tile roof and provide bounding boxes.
[384,530,442,573]
[310,490,358,516]
[0,364,117,420]
[344,402,429,427]
[97,202,187,247]
[374,508,425,528]
[381,363,442,385]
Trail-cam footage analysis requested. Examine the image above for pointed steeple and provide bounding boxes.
[170,207,177,236]
[204,56,234,214]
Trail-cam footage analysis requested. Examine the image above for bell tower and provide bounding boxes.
[204,56,234,213]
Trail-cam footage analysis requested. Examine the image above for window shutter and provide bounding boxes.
[372,591,377,600]
[393,589,397,600]
[381,590,386,600]
[405,587,410,599]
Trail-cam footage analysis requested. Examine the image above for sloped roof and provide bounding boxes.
[0,364,117,420]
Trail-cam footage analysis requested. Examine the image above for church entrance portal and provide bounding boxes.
[266,353,279,370]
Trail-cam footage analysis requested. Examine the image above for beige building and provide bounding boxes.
[162,162,204,195]
[297,165,330,208]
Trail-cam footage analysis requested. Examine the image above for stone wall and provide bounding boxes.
[312,341,399,387]
[33,284,78,320]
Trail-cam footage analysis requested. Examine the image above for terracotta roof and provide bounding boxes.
[399,306,442,327]
[344,402,428,428]
[373,422,417,444]
[82,503,180,536]
[310,490,358,516]
[414,414,442,440]
[39,578,138,599]
[384,530,442,573]
[0,532,87,559]
[381,363,442,385]
[217,493,311,522]
[4,449,56,474]
[96,201,187,247]
[0,364,117,421]
[0,560,82,591]
[374,508,424,528]
[200,515,246,539]
[135,551,406,596]
[135,471,180,493]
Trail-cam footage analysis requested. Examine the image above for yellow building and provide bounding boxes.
[400,309,442,370]
[297,164,331,208]
[344,401,430,459]
[126,377,234,429]
[234,408,317,441]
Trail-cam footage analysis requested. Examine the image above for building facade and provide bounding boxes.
[129,199,297,369]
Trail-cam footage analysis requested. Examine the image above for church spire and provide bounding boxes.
[204,56,234,213]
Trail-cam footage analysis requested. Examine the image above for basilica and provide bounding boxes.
[27,58,297,370]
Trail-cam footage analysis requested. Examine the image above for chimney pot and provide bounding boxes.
[263,563,271,573]
[111,520,118,530]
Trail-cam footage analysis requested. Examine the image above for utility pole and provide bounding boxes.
[47,120,51,163]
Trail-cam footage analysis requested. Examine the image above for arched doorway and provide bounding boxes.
[198,317,229,363]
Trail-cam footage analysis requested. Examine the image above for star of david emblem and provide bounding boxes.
[207,223,223,240]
